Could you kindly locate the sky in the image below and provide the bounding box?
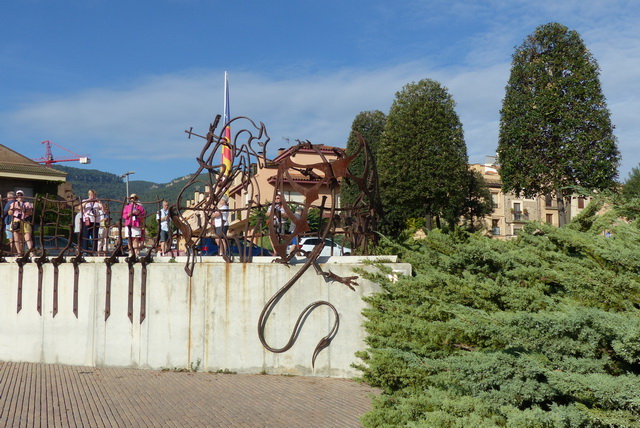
[1,0,639,184]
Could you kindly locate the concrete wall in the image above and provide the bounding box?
[0,256,410,378]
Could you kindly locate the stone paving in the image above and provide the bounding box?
[0,362,379,427]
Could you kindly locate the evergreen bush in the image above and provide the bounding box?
[356,205,640,427]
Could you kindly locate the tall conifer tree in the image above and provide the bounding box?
[378,79,469,234]
[498,22,619,225]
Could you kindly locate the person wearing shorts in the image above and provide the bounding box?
[3,191,16,254]
[122,193,145,257]
[212,195,229,256]
[7,190,33,256]
[97,202,110,256]
[156,200,171,256]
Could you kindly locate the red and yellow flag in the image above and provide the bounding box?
[222,72,232,176]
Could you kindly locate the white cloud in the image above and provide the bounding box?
[3,0,640,182]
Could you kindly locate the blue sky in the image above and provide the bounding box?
[1,0,639,184]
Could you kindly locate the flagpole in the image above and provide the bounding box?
[222,72,232,179]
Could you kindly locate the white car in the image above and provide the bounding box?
[297,237,350,257]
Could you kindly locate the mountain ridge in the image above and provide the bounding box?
[54,165,201,203]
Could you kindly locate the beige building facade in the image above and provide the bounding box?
[471,158,593,239]
[176,145,344,248]
[226,144,344,234]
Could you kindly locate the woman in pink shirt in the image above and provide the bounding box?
[122,193,145,256]
[7,190,33,256]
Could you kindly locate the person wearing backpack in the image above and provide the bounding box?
[3,191,16,254]
[7,190,33,256]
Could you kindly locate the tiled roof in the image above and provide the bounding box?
[0,163,67,178]
[273,144,345,162]
[267,173,343,184]
[0,144,67,180]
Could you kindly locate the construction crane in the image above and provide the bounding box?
[32,140,91,167]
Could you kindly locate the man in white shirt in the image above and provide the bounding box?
[156,200,171,256]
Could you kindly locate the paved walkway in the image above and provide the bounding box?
[0,362,379,427]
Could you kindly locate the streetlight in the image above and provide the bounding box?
[119,171,135,198]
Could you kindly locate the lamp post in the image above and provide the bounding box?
[119,171,135,198]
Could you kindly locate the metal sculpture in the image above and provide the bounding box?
[172,116,381,365]
[171,114,269,275]
[0,115,381,367]
[255,136,380,366]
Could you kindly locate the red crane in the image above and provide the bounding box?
[32,140,91,167]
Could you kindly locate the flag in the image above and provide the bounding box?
[222,72,232,177]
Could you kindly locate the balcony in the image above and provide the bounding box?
[512,211,529,222]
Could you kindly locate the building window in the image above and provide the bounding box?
[284,191,305,204]
[491,219,500,235]
[578,197,585,209]
[545,194,553,207]
[513,202,526,221]
[491,193,499,208]
[546,213,553,224]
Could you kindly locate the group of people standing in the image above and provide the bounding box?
[74,192,175,257]
[2,190,33,256]
[1,188,177,258]
[2,189,310,258]
[76,191,152,257]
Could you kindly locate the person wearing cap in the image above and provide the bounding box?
[122,193,146,256]
[81,189,103,252]
[212,194,229,256]
[7,190,33,256]
[3,191,17,254]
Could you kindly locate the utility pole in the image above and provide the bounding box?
[120,171,135,198]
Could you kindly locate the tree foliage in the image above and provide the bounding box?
[497,23,619,224]
[622,165,640,201]
[460,169,494,231]
[378,79,470,234]
[341,110,386,209]
[356,199,640,427]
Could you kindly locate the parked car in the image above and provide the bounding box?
[296,237,350,257]
[196,237,271,257]
[31,236,77,257]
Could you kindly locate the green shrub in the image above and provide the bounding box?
[356,206,640,427]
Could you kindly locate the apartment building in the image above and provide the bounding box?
[180,145,344,235]
[471,157,593,239]
[183,152,590,243]
[223,145,344,234]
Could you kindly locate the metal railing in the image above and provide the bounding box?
[513,211,529,221]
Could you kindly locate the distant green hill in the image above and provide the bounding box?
[54,165,205,204]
